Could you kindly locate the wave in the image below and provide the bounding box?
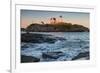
[21,32,89,62]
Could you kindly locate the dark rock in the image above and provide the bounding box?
[21,33,66,43]
[42,51,64,59]
[21,33,44,43]
[21,28,26,31]
[21,45,29,48]
[26,23,89,32]
[72,52,90,60]
[21,55,40,63]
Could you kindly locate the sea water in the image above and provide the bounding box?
[21,32,89,61]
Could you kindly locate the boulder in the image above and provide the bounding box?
[21,33,66,43]
[21,55,40,63]
[42,51,64,59]
[72,52,90,60]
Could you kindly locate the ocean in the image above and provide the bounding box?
[21,32,89,62]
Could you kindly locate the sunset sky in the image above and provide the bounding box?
[21,10,90,28]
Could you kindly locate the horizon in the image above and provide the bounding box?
[21,10,90,28]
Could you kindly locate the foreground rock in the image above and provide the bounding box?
[42,51,65,59]
[21,33,66,43]
[21,55,40,63]
[72,52,89,60]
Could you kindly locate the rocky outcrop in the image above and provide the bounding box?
[21,55,40,63]
[26,23,89,32]
[42,51,65,59]
[21,33,66,43]
[72,52,90,60]
[21,28,26,31]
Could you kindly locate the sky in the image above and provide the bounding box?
[21,9,90,28]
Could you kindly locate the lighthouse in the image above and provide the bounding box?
[50,17,57,24]
[49,16,64,24]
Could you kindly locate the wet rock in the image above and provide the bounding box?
[21,55,40,63]
[21,33,66,43]
[72,52,90,60]
[21,45,29,49]
[42,51,65,59]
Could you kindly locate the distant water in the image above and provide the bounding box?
[21,32,89,61]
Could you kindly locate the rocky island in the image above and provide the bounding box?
[21,22,89,32]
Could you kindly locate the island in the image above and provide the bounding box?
[21,22,89,32]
